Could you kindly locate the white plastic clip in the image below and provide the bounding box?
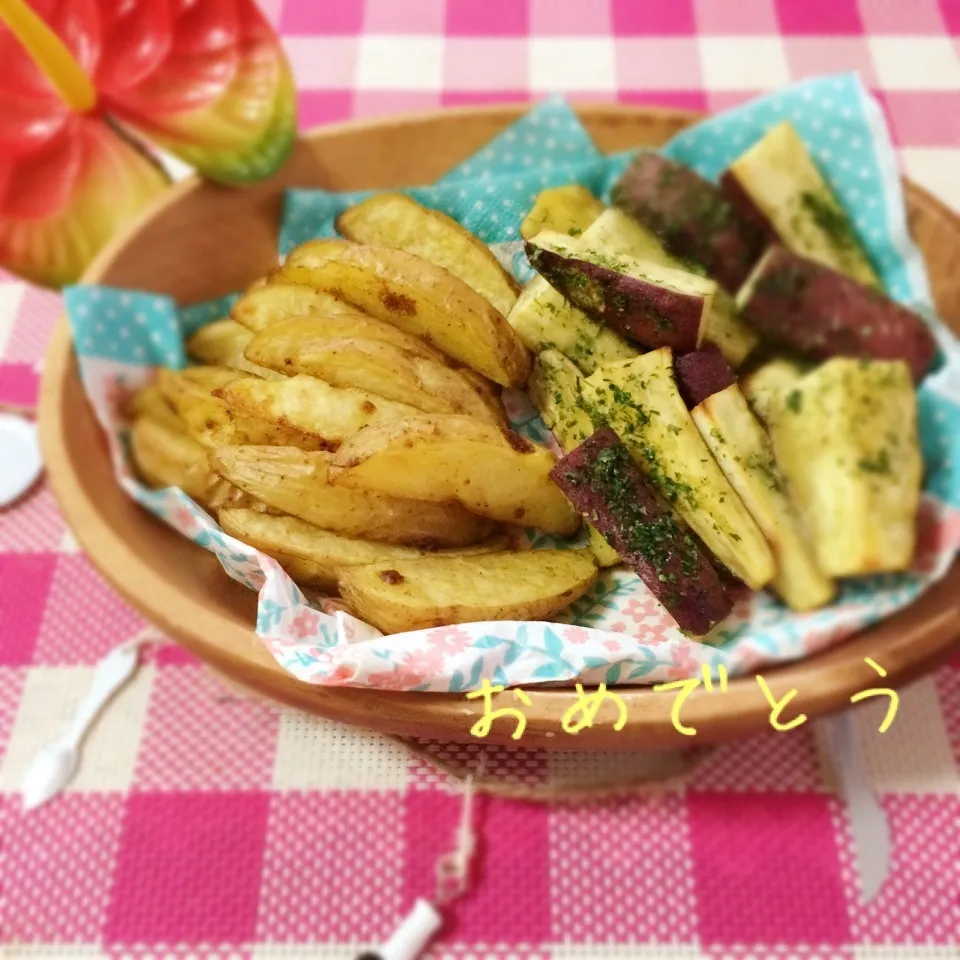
[355,769,481,960]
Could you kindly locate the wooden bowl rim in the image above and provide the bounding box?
[38,102,960,749]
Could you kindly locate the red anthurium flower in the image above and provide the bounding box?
[0,0,296,287]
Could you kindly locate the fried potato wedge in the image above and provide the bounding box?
[277,240,531,387]
[130,416,222,503]
[214,375,421,448]
[338,549,598,633]
[332,415,579,536]
[157,368,326,450]
[212,446,495,547]
[186,318,285,379]
[336,193,519,315]
[219,508,513,590]
[128,383,184,433]
[245,325,504,424]
[520,185,606,241]
[230,282,359,333]
[242,313,448,370]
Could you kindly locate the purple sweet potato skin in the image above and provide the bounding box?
[525,242,704,352]
[674,344,737,409]
[613,153,768,293]
[550,427,731,635]
[719,170,780,247]
[740,246,938,381]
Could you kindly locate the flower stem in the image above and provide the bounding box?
[0,0,96,112]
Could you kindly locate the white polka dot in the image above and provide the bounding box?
[819,147,832,161]
[810,118,823,131]
[802,90,814,102]
[119,293,130,306]
[119,328,130,339]
[522,156,533,166]
[76,305,89,317]
[94,322,105,334]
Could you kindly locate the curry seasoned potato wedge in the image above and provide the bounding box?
[520,185,606,241]
[156,368,326,450]
[219,508,513,590]
[528,350,619,567]
[130,416,263,511]
[338,549,598,634]
[186,318,285,379]
[331,415,580,536]
[214,375,421,448]
[336,193,519,316]
[128,383,185,433]
[230,282,359,333]
[770,358,922,577]
[242,314,448,370]
[583,349,776,589]
[212,446,496,548]
[276,240,531,387]
[245,325,504,424]
[130,416,222,503]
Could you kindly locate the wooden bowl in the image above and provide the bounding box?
[40,104,960,749]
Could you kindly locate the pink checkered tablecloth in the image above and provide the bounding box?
[2,2,960,957]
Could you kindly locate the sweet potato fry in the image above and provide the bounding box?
[673,344,737,409]
[736,246,937,380]
[551,428,731,634]
[526,230,716,352]
[613,152,768,292]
